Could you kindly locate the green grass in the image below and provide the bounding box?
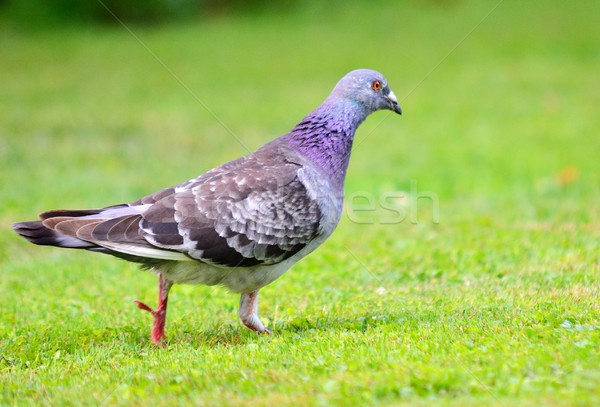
[1,0,599,405]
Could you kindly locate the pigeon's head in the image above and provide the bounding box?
[331,69,402,115]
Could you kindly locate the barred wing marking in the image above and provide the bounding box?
[141,155,322,267]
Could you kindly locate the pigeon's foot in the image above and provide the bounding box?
[134,299,168,346]
[239,290,271,335]
[135,274,173,347]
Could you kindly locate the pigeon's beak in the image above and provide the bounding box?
[386,91,402,115]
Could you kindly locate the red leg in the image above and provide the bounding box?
[134,274,173,347]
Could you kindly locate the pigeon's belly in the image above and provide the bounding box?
[161,233,329,293]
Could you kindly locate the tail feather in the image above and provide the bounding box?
[14,208,111,249]
[40,209,104,220]
[12,220,95,248]
[13,206,184,265]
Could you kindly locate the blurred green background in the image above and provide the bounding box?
[2,0,299,25]
[1,0,599,405]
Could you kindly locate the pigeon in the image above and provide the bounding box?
[13,69,402,345]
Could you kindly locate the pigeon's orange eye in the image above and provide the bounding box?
[372,80,382,91]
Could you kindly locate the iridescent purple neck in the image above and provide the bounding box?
[282,98,369,189]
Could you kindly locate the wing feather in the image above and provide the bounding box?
[140,147,323,267]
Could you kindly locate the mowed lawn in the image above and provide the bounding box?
[1,0,599,405]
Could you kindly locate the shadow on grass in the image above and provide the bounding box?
[169,310,427,348]
[4,308,442,357]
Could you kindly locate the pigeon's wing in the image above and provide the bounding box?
[28,150,323,267]
[138,153,323,267]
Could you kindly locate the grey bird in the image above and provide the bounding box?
[13,69,402,345]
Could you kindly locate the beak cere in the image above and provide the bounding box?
[387,91,402,115]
